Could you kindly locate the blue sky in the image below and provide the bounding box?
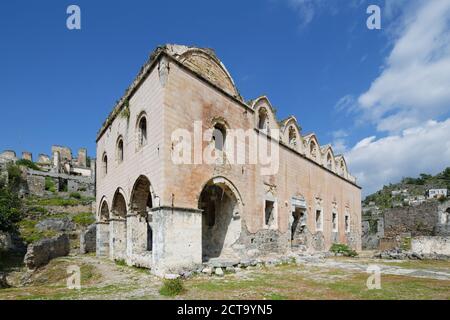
[1,0,450,195]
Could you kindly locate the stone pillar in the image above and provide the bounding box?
[151,206,202,276]
[52,151,60,173]
[110,218,127,261]
[125,213,152,268]
[96,222,110,257]
[77,148,87,167]
[22,152,32,161]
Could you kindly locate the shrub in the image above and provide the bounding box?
[330,243,358,257]
[159,278,185,297]
[16,159,41,171]
[6,164,22,190]
[44,177,56,193]
[69,192,82,199]
[72,212,95,226]
[35,197,80,207]
[18,219,56,244]
[0,186,23,232]
[115,259,127,266]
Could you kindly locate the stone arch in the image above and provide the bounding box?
[197,176,243,261]
[97,196,111,257]
[282,117,302,152]
[98,196,110,222]
[177,47,240,98]
[307,135,320,161]
[111,188,127,260]
[112,188,127,218]
[130,175,154,252]
[130,175,154,214]
[321,146,335,171]
[252,97,279,138]
[336,156,348,178]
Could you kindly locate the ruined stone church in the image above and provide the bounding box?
[96,44,361,275]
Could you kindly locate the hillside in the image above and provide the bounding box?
[363,167,450,209]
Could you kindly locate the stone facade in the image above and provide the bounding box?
[96,44,362,276]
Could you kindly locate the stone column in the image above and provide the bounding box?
[151,206,202,276]
[110,218,127,261]
[96,221,110,257]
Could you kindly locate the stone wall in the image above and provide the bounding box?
[384,201,439,238]
[361,215,384,249]
[411,236,450,256]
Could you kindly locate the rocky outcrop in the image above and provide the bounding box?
[0,231,12,251]
[36,218,75,233]
[0,272,9,288]
[24,234,70,269]
[80,224,96,254]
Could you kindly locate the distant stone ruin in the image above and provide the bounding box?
[0,145,95,197]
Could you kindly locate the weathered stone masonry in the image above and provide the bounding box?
[96,44,362,275]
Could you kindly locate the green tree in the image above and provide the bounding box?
[0,186,23,232]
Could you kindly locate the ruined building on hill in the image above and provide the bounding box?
[0,146,95,197]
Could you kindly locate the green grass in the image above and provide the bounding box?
[114,259,127,267]
[264,292,288,300]
[16,159,41,171]
[159,278,186,297]
[69,192,81,199]
[72,212,95,226]
[18,219,57,244]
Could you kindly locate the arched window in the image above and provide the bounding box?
[327,153,333,170]
[288,126,297,147]
[138,116,147,148]
[258,108,269,131]
[102,153,108,175]
[213,123,226,151]
[116,137,124,163]
[340,160,346,176]
[310,141,317,160]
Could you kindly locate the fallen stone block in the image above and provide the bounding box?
[80,224,96,254]
[24,234,70,269]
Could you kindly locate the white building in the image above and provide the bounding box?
[427,189,448,199]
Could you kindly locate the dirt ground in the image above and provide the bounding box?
[0,252,449,300]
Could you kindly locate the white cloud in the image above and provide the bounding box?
[346,119,450,196]
[331,130,349,154]
[287,0,321,27]
[357,0,450,133]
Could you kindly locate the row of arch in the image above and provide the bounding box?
[252,96,350,179]
[98,174,245,263]
[98,175,153,222]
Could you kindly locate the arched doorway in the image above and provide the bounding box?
[97,199,110,257]
[198,177,242,262]
[130,175,153,253]
[111,190,127,260]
